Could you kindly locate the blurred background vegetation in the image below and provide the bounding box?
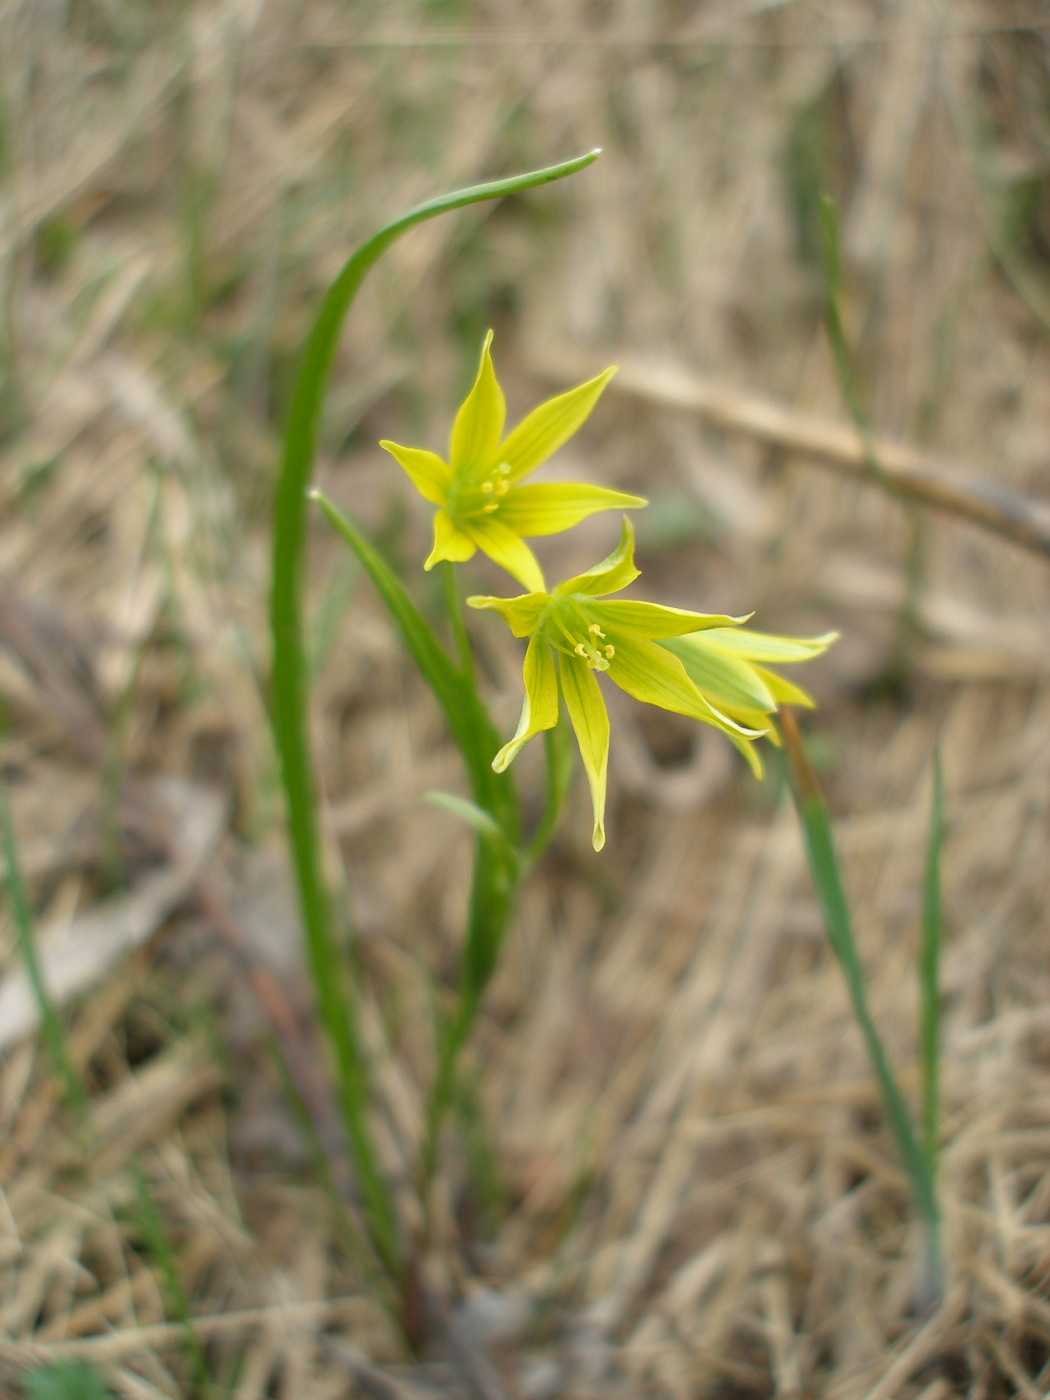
[2,3,1050,1397]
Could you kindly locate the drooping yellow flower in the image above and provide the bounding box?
[381,331,645,592]
[467,518,763,850]
[468,519,837,850]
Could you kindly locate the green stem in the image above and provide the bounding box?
[419,989,478,1202]
[524,721,573,866]
[442,560,475,679]
[269,152,600,1285]
[781,713,941,1284]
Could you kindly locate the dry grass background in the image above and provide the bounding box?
[2,1,1050,1396]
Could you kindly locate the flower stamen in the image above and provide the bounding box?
[573,638,610,671]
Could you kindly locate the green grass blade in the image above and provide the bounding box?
[818,195,871,438]
[0,784,87,1115]
[819,195,924,678]
[920,747,944,1178]
[133,1161,212,1399]
[781,713,938,1233]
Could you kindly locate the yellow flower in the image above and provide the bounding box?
[468,519,837,850]
[467,518,762,850]
[381,331,645,592]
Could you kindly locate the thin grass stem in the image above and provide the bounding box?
[0,784,88,1116]
[133,1159,213,1400]
[920,747,944,1178]
[781,711,941,1301]
[819,195,926,679]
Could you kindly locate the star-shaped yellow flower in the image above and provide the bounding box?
[380,331,645,592]
[467,518,765,850]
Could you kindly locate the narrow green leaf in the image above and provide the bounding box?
[1,785,87,1114]
[781,712,938,1236]
[920,747,944,1179]
[311,491,517,836]
[133,1161,212,1399]
[424,790,514,856]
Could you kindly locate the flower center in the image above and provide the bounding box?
[451,462,512,519]
[571,622,616,672]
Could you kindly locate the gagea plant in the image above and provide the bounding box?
[269,152,833,1330]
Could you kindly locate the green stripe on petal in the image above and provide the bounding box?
[659,633,778,712]
[498,366,617,483]
[379,440,451,505]
[449,330,506,476]
[697,627,838,663]
[555,516,640,598]
[465,515,546,592]
[597,600,749,640]
[498,482,647,537]
[607,634,766,738]
[425,508,476,570]
[466,591,549,638]
[492,635,559,772]
[557,653,610,851]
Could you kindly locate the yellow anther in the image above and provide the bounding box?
[483,502,499,513]
[588,623,606,638]
[574,638,610,671]
[604,645,615,659]
[497,462,512,475]
[481,481,495,494]
[494,478,509,495]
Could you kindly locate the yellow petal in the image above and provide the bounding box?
[557,653,610,851]
[498,483,647,537]
[465,591,549,638]
[597,599,749,640]
[659,634,779,712]
[498,366,617,483]
[554,516,640,598]
[464,515,546,593]
[608,635,765,738]
[697,627,838,663]
[424,508,476,570]
[379,440,450,506]
[492,635,560,772]
[754,665,817,708]
[448,330,506,477]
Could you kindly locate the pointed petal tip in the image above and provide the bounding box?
[592,825,606,852]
